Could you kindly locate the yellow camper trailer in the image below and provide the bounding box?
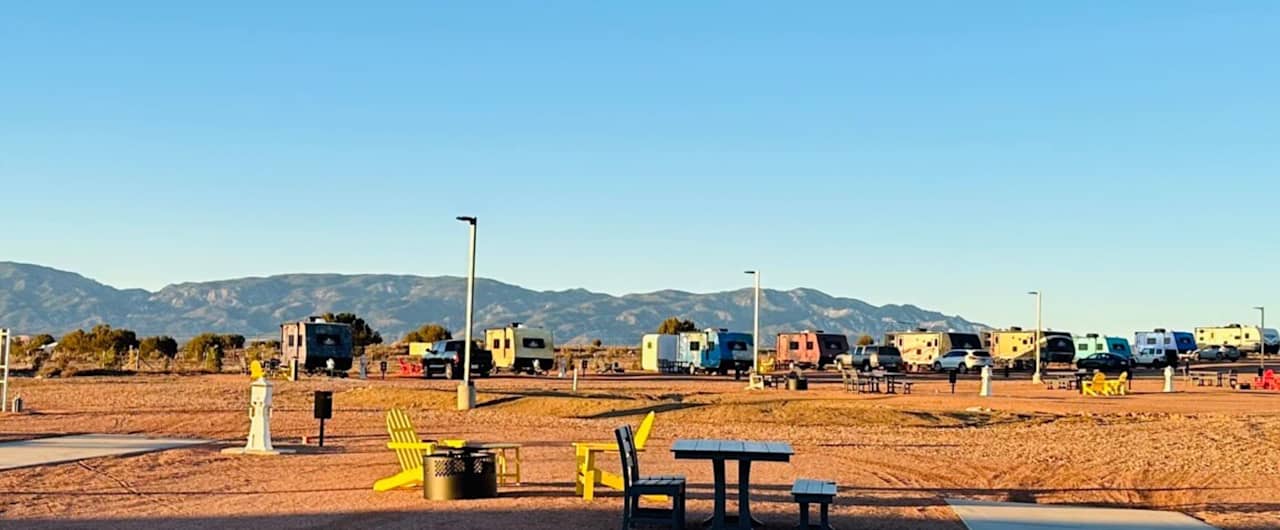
[1196,324,1264,353]
[886,330,984,370]
[485,323,555,374]
[986,328,1037,365]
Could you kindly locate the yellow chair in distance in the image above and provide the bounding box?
[573,411,656,501]
[1105,372,1130,396]
[1081,372,1107,397]
[373,408,438,492]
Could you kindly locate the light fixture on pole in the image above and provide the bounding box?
[456,216,478,411]
[1028,291,1042,384]
[1255,306,1266,374]
[745,270,760,384]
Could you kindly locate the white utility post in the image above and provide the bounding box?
[1028,291,1042,384]
[457,216,478,411]
[1256,306,1266,373]
[745,270,761,375]
[1,329,9,412]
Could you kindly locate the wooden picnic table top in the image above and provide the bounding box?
[671,439,794,462]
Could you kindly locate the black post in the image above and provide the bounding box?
[1003,365,1010,379]
[948,370,957,394]
[314,390,333,447]
[379,360,387,379]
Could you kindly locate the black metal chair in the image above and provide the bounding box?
[615,425,686,529]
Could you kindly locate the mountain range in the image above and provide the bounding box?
[0,262,987,346]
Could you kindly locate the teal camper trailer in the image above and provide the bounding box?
[677,329,754,375]
[1073,334,1132,362]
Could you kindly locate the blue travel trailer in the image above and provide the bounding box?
[677,329,754,374]
[1073,334,1132,362]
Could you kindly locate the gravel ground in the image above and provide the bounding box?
[0,368,1278,529]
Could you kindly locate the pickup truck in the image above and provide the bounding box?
[420,339,494,379]
[836,345,904,371]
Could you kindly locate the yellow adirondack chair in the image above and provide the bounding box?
[373,408,438,492]
[573,411,656,501]
[1105,372,1129,396]
[1081,372,1107,397]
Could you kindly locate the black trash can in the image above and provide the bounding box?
[423,450,498,501]
[786,374,808,391]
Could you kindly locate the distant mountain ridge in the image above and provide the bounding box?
[0,262,988,346]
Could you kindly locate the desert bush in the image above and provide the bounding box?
[403,323,451,343]
[657,317,697,334]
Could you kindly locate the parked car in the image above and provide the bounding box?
[1076,352,1133,372]
[1134,347,1176,368]
[836,345,903,371]
[932,349,992,373]
[421,339,494,379]
[1196,345,1241,362]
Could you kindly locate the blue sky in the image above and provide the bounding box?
[2,1,1276,337]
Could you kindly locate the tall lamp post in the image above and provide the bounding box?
[745,270,760,377]
[1255,306,1266,374]
[457,216,478,411]
[1028,291,1042,384]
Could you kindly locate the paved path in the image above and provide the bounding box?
[947,499,1216,530]
[0,434,209,471]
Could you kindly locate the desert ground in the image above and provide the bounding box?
[1,366,1279,529]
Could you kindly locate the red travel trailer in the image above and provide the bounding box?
[775,331,849,370]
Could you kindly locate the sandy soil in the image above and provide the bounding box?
[1,366,1278,529]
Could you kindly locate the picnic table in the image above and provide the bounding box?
[671,439,794,530]
[1189,370,1227,387]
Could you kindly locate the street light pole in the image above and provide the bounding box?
[745,270,760,375]
[1028,291,1042,384]
[457,216,478,411]
[1255,306,1266,373]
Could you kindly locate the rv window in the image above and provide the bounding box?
[824,341,842,350]
[492,339,501,348]
[728,341,749,351]
[789,341,800,350]
[806,342,814,349]
[287,335,294,347]
[1013,346,1018,353]
[1078,344,1088,351]
[1146,338,1157,345]
[646,342,653,349]
[522,338,547,349]
[505,339,511,348]
[690,341,701,351]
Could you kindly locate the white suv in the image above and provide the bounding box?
[933,349,992,373]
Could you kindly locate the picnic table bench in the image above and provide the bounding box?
[792,478,837,530]
[1189,371,1226,387]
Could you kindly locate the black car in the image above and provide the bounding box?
[1076,352,1133,373]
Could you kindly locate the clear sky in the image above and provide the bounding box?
[2,1,1276,337]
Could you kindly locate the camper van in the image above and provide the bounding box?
[641,334,679,372]
[280,317,354,374]
[485,323,555,374]
[1132,329,1194,367]
[1073,334,1132,362]
[886,330,984,370]
[677,329,754,375]
[1196,324,1270,354]
[774,331,848,370]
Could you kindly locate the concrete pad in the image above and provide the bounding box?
[0,434,209,471]
[947,499,1216,530]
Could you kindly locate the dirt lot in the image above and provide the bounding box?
[1,367,1279,529]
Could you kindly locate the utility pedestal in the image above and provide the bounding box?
[457,381,476,410]
[1163,365,1175,393]
[222,376,294,455]
[979,366,993,397]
